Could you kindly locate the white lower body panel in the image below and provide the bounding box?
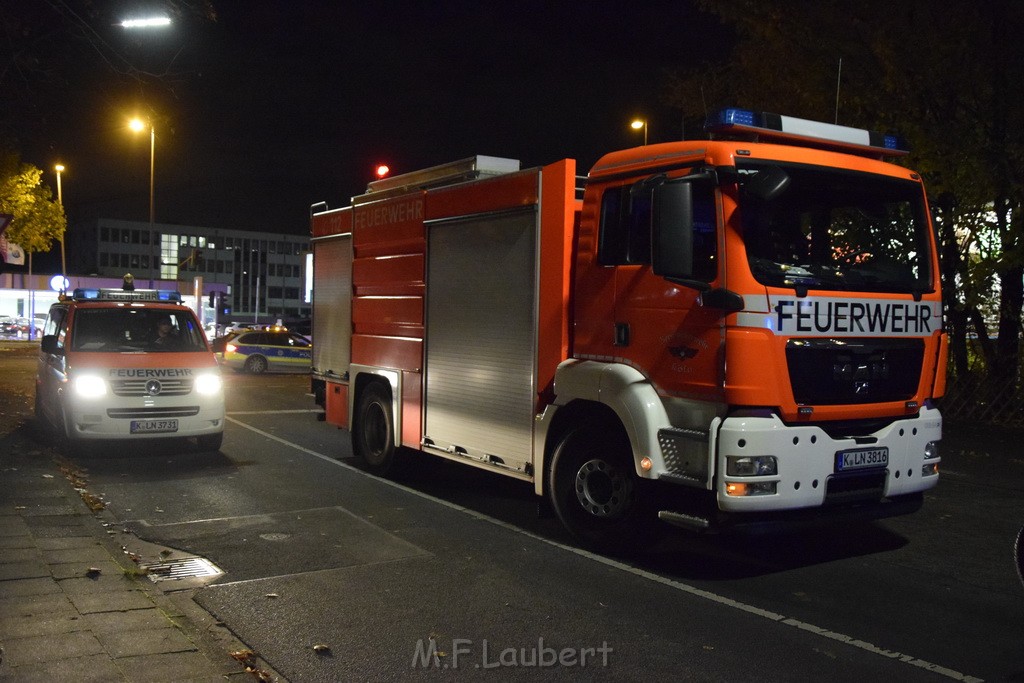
[714,405,941,512]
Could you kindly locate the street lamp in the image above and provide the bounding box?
[129,117,156,286]
[54,164,66,283]
[631,119,648,146]
[120,17,171,28]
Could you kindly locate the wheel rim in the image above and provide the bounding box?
[573,458,632,519]
[248,356,266,373]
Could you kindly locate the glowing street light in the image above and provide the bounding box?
[129,117,156,286]
[54,164,66,282]
[631,119,648,146]
[120,17,171,28]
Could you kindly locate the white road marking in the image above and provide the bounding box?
[225,415,985,682]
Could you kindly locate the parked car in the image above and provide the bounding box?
[222,330,312,374]
[1,317,31,336]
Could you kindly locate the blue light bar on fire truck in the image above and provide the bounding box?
[706,108,908,157]
[72,288,182,303]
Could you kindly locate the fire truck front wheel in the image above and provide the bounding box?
[548,423,660,554]
[352,382,397,476]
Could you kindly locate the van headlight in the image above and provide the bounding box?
[73,375,107,398]
[194,373,223,395]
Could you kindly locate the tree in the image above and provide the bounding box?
[667,0,1024,385]
[0,152,66,266]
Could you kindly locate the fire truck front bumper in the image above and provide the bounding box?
[710,404,941,515]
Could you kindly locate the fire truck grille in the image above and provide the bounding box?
[785,338,923,405]
[107,406,201,419]
[111,379,193,397]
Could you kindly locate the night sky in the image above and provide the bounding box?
[17,1,727,239]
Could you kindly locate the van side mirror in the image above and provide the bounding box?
[41,335,62,355]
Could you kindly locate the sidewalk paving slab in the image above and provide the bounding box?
[0,416,282,682]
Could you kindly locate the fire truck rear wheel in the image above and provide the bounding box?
[548,423,659,554]
[353,382,396,476]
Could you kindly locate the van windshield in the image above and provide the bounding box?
[737,160,933,294]
[71,308,208,352]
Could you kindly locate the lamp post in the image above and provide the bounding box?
[129,118,156,286]
[54,164,66,284]
[631,119,648,146]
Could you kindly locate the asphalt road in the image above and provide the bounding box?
[2,343,1023,681]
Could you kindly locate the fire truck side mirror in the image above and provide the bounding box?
[651,181,695,281]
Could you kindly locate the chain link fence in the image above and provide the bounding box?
[941,349,1024,426]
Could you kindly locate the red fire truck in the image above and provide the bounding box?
[310,109,946,551]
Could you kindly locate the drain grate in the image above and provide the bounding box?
[141,557,223,582]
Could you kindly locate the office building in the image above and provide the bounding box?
[67,218,311,322]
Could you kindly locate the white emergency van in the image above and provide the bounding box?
[35,283,226,452]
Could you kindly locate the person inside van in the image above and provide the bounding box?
[151,315,182,349]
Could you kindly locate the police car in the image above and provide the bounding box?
[222,329,312,374]
[35,282,226,452]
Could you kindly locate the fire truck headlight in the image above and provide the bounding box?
[194,373,223,396]
[726,455,778,476]
[73,375,107,398]
[922,441,940,476]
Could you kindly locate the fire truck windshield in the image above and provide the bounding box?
[737,160,932,294]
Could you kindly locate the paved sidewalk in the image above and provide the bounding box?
[0,420,272,682]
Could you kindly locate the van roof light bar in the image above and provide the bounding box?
[72,288,182,303]
[706,108,908,157]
